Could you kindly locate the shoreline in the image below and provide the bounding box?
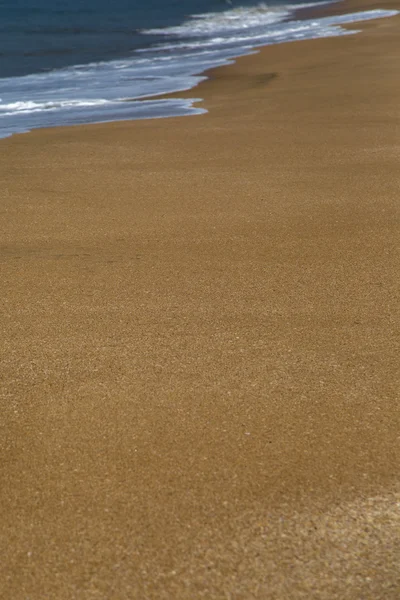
[1,0,400,597]
[1,0,399,140]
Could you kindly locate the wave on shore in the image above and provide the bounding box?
[0,4,398,138]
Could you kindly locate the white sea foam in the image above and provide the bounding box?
[0,4,398,137]
[142,8,398,51]
[0,98,113,116]
[142,3,293,36]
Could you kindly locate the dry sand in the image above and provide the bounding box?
[1,1,399,598]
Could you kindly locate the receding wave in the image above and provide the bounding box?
[0,5,398,137]
[0,98,113,116]
[141,2,295,36]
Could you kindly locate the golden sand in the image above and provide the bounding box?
[1,1,399,597]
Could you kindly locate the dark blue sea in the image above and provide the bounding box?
[0,0,397,137]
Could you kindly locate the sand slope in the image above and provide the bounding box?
[1,3,399,598]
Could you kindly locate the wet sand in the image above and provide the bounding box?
[1,1,399,598]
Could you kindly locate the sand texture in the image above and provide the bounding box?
[1,1,399,598]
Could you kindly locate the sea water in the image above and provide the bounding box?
[0,0,397,138]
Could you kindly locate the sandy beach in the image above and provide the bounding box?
[1,0,399,597]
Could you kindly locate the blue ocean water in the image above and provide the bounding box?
[0,0,398,137]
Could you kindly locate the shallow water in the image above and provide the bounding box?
[0,0,398,137]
